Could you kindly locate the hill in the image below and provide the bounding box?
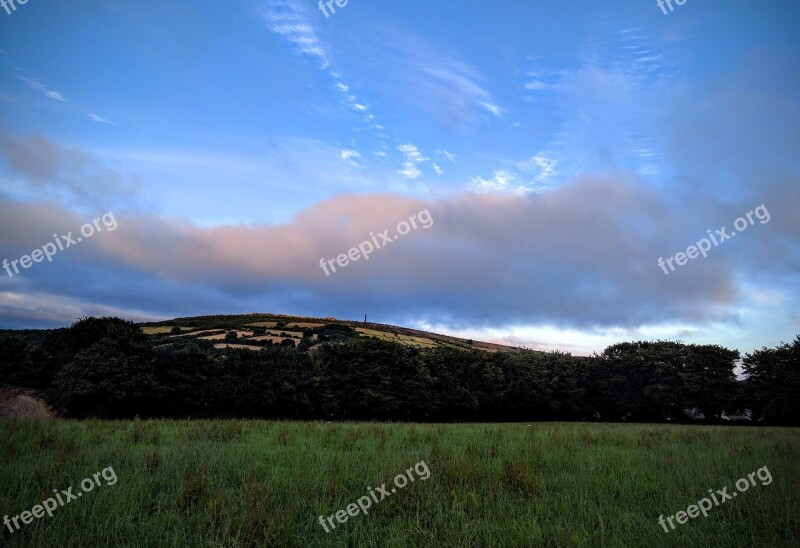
[137,313,526,353]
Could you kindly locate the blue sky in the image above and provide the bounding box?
[1,0,798,355]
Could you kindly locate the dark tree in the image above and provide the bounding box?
[743,336,800,424]
[680,345,740,420]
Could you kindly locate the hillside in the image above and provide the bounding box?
[138,313,526,353]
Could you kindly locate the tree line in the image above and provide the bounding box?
[0,317,797,424]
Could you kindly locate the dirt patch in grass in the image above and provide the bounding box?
[0,386,56,420]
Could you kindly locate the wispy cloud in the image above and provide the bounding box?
[438,150,456,163]
[518,152,558,185]
[87,113,116,125]
[17,75,66,102]
[264,1,385,134]
[263,2,330,69]
[1,52,120,128]
[340,25,503,124]
[415,59,503,118]
[521,26,675,180]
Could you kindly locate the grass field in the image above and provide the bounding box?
[355,328,441,348]
[0,422,797,547]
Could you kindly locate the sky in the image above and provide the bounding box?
[0,0,798,355]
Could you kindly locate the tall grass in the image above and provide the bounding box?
[0,421,797,546]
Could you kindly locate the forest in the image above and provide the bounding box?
[0,317,797,424]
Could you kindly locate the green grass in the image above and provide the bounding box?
[0,422,797,547]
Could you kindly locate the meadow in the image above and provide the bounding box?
[0,421,797,547]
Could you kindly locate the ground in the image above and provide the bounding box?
[0,386,53,421]
[0,421,796,546]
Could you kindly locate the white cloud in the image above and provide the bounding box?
[87,113,116,125]
[398,144,427,163]
[473,170,517,192]
[349,27,503,124]
[472,152,557,195]
[264,6,330,69]
[752,290,784,306]
[524,80,552,91]
[341,149,361,166]
[398,163,422,179]
[479,101,503,117]
[519,151,558,184]
[437,149,456,163]
[264,1,383,135]
[397,144,429,180]
[17,75,66,102]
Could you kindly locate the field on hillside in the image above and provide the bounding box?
[138,313,524,353]
[1,422,797,547]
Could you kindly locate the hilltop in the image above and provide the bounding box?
[138,313,525,353]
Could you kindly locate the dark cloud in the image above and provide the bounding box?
[0,131,141,206]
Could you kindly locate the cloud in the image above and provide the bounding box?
[264,1,385,134]
[340,149,361,166]
[398,163,421,180]
[87,113,116,125]
[263,3,330,69]
[524,80,552,91]
[478,101,503,117]
[2,52,121,127]
[3,171,796,331]
[518,152,558,185]
[473,152,559,194]
[473,170,517,192]
[339,25,503,124]
[0,290,162,328]
[16,75,66,102]
[520,27,675,180]
[416,62,503,119]
[397,144,429,180]
[0,131,140,204]
[438,150,456,163]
